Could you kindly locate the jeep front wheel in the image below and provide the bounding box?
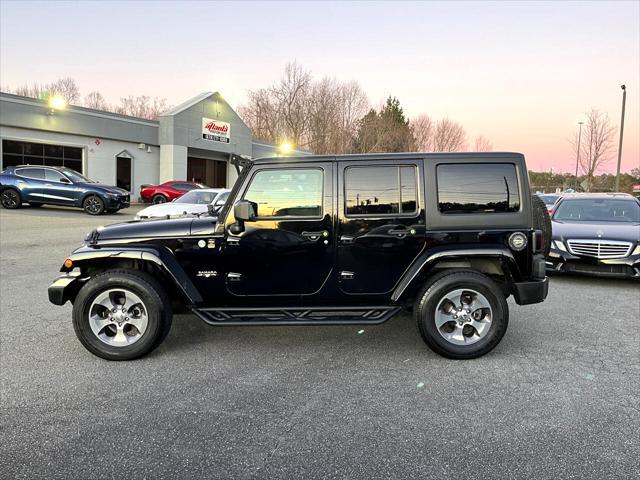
[72,270,172,360]
[415,270,508,359]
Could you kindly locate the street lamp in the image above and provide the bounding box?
[614,85,626,192]
[574,121,583,189]
[48,95,66,115]
[279,141,293,155]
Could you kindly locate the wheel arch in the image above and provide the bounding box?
[57,245,202,305]
[392,248,521,303]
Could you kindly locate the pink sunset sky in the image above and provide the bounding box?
[1,0,638,173]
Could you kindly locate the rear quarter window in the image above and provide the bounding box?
[437,163,520,214]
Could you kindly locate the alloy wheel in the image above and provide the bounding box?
[85,196,102,214]
[1,190,19,208]
[88,289,149,347]
[434,288,492,346]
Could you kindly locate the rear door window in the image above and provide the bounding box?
[16,167,45,180]
[344,165,418,216]
[437,163,520,214]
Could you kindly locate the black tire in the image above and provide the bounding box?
[531,194,552,256]
[1,188,22,209]
[152,194,168,204]
[28,202,43,207]
[72,270,173,361]
[83,195,105,215]
[414,270,509,359]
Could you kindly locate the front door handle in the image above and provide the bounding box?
[301,231,328,241]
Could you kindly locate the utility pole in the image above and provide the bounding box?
[574,121,583,189]
[614,85,626,192]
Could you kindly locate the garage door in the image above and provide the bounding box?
[2,140,83,173]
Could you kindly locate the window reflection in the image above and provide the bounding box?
[437,163,520,214]
[244,169,323,218]
[345,165,417,216]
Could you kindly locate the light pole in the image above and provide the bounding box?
[614,85,626,192]
[574,121,583,189]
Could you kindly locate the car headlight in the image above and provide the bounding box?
[633,244,640,255]
[553,240,567,252]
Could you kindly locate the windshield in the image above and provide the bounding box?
[60,167,93,183]
[175,190,220,204]
[539,194,559,205]
[554,198,640,223]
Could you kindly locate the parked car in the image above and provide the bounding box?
[0,165,130,215]
[49,152,549,361]
[547,193,640,278]
[537,193,561,214]
[139,181,205,204]
[135,188,230,219]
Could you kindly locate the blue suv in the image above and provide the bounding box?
[0,165,130,215]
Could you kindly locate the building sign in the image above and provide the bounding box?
[202,118,230,143]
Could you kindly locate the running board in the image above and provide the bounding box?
[191,305,402,326]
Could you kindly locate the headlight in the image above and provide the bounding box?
[508,232,528,251]
[553,240,567,252]
[633,244,640,255]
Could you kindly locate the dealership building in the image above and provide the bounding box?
[0,91,308,194]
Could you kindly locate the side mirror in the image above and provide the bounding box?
[230,200,257,234]
[60,177,71,184]
[234,200,257,222]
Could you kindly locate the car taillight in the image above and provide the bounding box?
[548,208,553,214]
[532,230,544,253]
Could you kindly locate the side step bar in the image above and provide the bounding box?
[191,305,402,326]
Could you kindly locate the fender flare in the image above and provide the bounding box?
[60,244,203,304]
[391,247,520,302]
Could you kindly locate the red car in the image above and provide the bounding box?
[139,181,205,204]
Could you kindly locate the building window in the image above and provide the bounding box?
[243,168,323,218]
[345,165,418,216]
[2,139,83,173]
[437,163,520,214]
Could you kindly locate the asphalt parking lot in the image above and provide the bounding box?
[1,205,639,479]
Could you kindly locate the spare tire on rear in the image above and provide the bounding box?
[531,194,552,256]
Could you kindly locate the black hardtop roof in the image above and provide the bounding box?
[252,151,525,165]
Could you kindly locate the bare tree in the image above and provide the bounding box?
[433,118,467,152]
[115,95,169,120]
[84,91,107,110]
[411,114,434,151]
[273,61,312,146]
[574,109,616,190]
[474,136,493,152]
[49,77,80,103]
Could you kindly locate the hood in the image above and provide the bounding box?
[136,202,209,219]
[89,216,219,243]
[77,183,129,196]
[552,220,640,243]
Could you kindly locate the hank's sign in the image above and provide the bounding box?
[202,118,230,143]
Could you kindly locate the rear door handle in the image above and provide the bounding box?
[388,228,410,237]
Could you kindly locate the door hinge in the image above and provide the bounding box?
[227,272,242,282]
[340,271,355,280]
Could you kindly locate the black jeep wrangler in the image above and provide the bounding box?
[49,153,550,361]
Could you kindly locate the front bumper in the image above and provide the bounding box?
[48,273,87,305]
[104,194,130,210]
[546,247,640,278]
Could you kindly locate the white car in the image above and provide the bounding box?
[135,188,230,219]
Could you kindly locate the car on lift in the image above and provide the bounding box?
[135,188,230,220]
[49,152,550,361]
[547,193,640,278]
[0,165,130,215]
[139,181,206,204]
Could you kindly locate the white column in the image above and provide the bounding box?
[159,144,187,182]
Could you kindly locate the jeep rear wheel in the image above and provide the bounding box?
[415,270,508,359]
[72,270,172,360]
